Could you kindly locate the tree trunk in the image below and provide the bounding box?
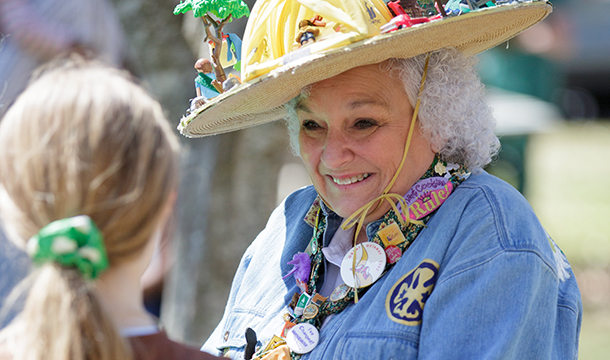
[202,15,228,85]
[163,121,287,346]
[113,0,288,348]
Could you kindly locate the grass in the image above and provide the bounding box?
[526,121,610,360]
[527,121,610,268]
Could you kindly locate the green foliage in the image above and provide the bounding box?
[173,0,250,21]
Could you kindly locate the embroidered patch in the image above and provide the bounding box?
[385,259,439,325]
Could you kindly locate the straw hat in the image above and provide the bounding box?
[179,0,552,138]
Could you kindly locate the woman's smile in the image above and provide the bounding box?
[329,173,371,186]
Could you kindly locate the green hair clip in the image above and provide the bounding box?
[26,215,109,280]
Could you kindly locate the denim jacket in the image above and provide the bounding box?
[202,172,582,359]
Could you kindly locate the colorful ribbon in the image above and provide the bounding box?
[341,54,431,302]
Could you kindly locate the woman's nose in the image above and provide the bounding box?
[320,129,354,170]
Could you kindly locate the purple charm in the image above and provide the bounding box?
[282,252,311,283]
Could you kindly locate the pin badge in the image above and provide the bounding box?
[302,304,319,319]
[281,321,296,338]
[311,239,318,254]
[340,242,386,288]
[296,279,308,294]
[378,222,406,247]
[385,245,402,264]
[262,335,287,353]
[286,323,319,354]
[294,293,311,317]
[311,293,327,306]
[289,292,300,309]
[401,177,454,220]
[283,312,294,322]
[329,284,350,302]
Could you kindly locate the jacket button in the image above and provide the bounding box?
[223,331,230,342]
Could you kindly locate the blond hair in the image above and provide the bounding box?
[0,57,180,360]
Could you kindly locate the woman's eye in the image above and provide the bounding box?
[301,120,321,130]
[354,119,377,129]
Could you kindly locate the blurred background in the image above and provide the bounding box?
[0,0,608,358]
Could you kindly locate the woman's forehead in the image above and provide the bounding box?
[298,63,409,111]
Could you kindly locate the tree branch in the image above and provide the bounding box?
[218,13,232,33]
[203,14,221,44]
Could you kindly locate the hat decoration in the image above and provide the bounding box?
[174,0,553,137]
[26,215,109,280]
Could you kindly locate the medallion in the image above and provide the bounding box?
[340,242,386,288]
[302,304,319,319]
[329,283,350,302]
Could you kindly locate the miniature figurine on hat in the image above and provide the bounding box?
[174,0,250,97]
[295,15,327,47]
[190,58,220,111]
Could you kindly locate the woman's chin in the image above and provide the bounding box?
[327,200,375,220]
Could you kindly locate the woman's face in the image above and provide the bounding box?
[297,63,435,222]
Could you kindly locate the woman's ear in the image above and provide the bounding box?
[430,141,442,154]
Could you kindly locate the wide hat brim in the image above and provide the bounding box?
[180,1,552,138]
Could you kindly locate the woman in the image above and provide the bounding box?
[0,58,221,360]
[179,0,581,359]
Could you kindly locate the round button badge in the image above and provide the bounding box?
[286,323,319,354]
[340,242,386,288]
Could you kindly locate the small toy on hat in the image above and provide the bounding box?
[173,0,250,98]
[189,58,219,112]
[295,15,327,47]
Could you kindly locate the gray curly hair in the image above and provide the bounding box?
[283,47,500,172]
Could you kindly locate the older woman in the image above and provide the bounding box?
[179,0,581,359]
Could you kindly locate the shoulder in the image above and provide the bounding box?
[452,171,547,250]
[261,185,317,239]
[129,332,221,360]
[283,185,318,212]
[432,171,566,281]
[248,185,317,253]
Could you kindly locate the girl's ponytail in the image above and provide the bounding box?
[14,265,131,360]
[9,215,131,360]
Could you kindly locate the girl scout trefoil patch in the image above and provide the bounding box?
[386,259,439,325]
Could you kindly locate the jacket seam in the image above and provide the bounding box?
[557,303,579,316]
[437,248,555,287]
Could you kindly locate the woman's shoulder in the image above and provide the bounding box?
[436,171,569,281]
[452,171,544,241]
[283,185,318,209]
[456,171,530,207]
